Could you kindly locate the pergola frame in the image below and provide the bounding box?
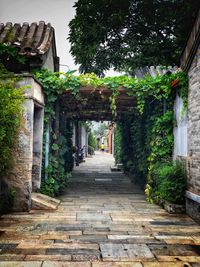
[60,86,136,121]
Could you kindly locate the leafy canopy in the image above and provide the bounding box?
[69,0,199,76]
[34,68,187,116]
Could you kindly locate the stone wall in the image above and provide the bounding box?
[2,76,44,212]
[32,106,44,190]
[186,42,200,222]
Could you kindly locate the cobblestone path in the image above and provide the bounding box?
[0,152,200,266]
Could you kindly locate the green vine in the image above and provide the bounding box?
[0,44,26,65]
[34,69,74,196]
[0,64,24,175]
[34,69,187,117]
[34,68,188,200]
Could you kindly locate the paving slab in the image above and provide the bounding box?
[0,152,200,264]
[25,255,71,261]
[42,262,91,267]
[0,262,42,267]
[77,213,111,222]
[0,255,25,261]
[142,263,191,267]
[100,243,155,261]
[107,235,153,240]
[92,262,143,267]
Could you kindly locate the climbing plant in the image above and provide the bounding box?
[0,44,26,65]
[88,132,97,151]
[0,63,24,175]
[34,68,187,200]
[35,69,187,116]
[114,72,188,203]
[34,69,74,196]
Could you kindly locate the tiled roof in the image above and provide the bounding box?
[0,21,54,56]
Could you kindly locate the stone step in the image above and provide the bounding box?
[31,192,60,210]
[110,166,122,172]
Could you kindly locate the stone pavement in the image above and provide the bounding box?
[0,152,200,266]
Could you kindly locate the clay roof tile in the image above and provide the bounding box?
[0,21,54,56]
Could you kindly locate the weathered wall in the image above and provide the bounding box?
[2,76,44,212]
[173,95,188,159]
[72,123,76,146]
[43,45,55,71]
[32,106,44,190]
[81,125,88,157]
[186,43,200,222]
[3,98,34,211]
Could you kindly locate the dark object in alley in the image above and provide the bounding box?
[78,146,85,163]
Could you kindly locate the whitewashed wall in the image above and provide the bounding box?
[72,123,76,146]
[81,126,88,157]
[173,94,188,158]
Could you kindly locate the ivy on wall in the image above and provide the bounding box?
[0,64,24,175]
[114,72,188,204]
[0,63,25,213]
[34,69,74,196]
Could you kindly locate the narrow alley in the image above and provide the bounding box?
[0,152,200,266]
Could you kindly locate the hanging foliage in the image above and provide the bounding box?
[34,69,74,196]
[34,68,188,200]
[114,72,188,204]
[34,68,187,116]
[0,64,24,175]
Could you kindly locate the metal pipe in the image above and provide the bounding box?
[45,120,50,180]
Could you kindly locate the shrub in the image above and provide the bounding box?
[88,132,97,150]
[151,161,187,204]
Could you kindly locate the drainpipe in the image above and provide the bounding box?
[45,120,50,180]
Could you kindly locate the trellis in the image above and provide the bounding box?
[60,86,136,121]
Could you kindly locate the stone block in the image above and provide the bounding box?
[92,262,142,267]
[100,243,155,261]
[0,262,42,267]
[186,198,200,224]
[42,262,91,267]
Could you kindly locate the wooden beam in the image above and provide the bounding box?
[60,85,136,120]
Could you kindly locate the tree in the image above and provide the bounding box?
[88,132,97,150]
[93,122,108,137]
[69,0,199,76]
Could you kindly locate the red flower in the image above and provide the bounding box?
[171,79,179,88]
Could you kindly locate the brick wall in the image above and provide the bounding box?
[187,44,200,194]
[186,43,200,222]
